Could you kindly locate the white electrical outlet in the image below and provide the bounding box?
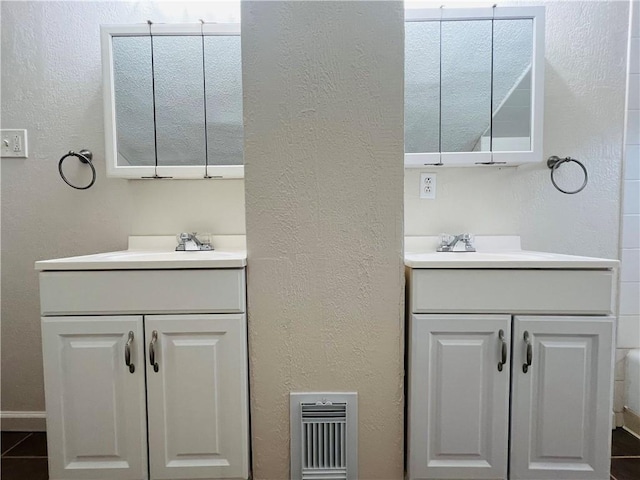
[419,172,436,199]
[1,129,28,158]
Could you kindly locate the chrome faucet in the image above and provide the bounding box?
[175,232,213,251]
[437,233,476,252]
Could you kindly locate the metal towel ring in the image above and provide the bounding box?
[547,156,588,195]
[58,149,96,190]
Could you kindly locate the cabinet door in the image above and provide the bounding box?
[408,314,511,480]
[510,316,614,480]
[145,314,249,480]
[42,316,147,480]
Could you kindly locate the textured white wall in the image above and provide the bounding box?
[0,1,245,416]
[405,0,628,262]
[242,1,405,478]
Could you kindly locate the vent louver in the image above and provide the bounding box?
[291,393,357,480]
[301,403,347,479]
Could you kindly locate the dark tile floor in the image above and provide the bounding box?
[611,428,640,480]
[1,428,639,479]
[1,431,48,480]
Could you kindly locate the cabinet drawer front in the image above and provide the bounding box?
[40,269,245,315]
[411,269,613,314]
[42,316,148,480]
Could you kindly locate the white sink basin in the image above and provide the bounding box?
[408,251,555,261]
[99,250,242,261]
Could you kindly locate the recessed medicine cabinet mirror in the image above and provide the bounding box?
[404,6,545,167]
[101,23,243,179]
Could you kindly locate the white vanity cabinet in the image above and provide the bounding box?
[406,254,616,480]
[37,247,249,480]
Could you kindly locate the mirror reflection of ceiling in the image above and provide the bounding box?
[153,35,207,167]
[113,36,155,166]
[440,19,493,153]
[405,18,533,153]
[112,34,243,167]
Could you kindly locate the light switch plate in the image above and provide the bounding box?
[1,129,28,158]
[420,172,436,199]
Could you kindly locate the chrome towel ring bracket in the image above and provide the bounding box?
[547,155,588,195]
[58,149,96,190]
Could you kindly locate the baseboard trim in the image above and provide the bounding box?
[0,411,46,431]
[614,411,624,428]
[623,407,640,438]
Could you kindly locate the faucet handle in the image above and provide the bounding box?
[437,233,454,252]
[439,233,454,246]
[461,233,476,252]
[196,233,212,249]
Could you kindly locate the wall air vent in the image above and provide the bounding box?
[290,392,358,480]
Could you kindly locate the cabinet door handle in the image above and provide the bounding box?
[497,329,507,372]
[523,331,533,373]
[125,331,135,374]
[149,330,159,373]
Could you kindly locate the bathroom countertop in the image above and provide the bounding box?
[35,235,247,270]
[404,236,618,269]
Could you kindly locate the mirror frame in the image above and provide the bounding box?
[404,6,545,168]
[101,23,243,179]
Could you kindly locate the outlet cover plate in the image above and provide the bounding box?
[1,129,28,158]
[420,172,436,199]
